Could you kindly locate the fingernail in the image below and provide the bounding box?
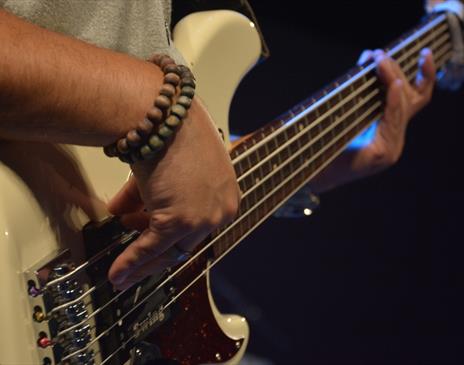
[420,48,431,57]
[419,49,430,65]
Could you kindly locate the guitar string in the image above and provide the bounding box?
[237,35,451,202]
[44,23,451,324]
[228,14,448,167]
[234,25,450,191]
[50,17,450,348]
[59,38,452,363]
[41,14,448,296]
[91,19,454,364]
[93,41,453,365]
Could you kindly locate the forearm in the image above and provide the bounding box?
[0,9,163,146]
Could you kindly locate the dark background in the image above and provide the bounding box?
[189,1,464,364]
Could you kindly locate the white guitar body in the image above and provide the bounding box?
[0,10,261,365]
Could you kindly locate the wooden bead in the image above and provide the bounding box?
[103,144,118,157]
[148,54,163,65]
[146,107,163,123]
[180,86,195,98]
[177,95,192,109]
[160,56,175,69]
[163,64,180,75]
[140,144,156,160]
[159,84,176,98]
[148,134,165,152]
[177,65,190,75]
[181,77,195,89]
[158,124,174,139]
[105,56,197,164]
[116,138,130,154]
[137,118,154,137]
[171,104,187,119]
[164,73,180,87]
[126,130,142,147]
[154,95,171,110]
[165,114,181,128]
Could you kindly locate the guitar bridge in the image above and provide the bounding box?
[23,217,172,365]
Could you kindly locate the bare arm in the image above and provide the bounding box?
[0,9,162,146]
[0,9,241,290]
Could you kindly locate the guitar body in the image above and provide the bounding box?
[0,10,261,365]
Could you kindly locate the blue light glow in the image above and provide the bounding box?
[347,121,378,150]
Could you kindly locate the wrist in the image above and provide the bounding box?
[104,55,196,163]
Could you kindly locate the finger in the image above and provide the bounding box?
[113,254,178,291]
[415,48,436,94]
[108,176,143,215]
[376,53,400,87]
[112,245,191,291]
[383,78,404,126]
[111,225,209,290]
[377,78,407,144]
[357,49,374,65]
[108,225,188,286]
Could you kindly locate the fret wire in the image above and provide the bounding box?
[86,18,454,362]
[234,41,452,250]
[235,75,378,186]
[158,101,378,310]
[235,21,451,199]
[237,23,443,182]
[235,36,450,214]
[239,88,379,218]
[397,29,450,71]
[86,23,449,361]
[243,33,450,205]
[107,26,456,365]
[228,14,448,171]
[99,106,387,365]
[240,87,381,201]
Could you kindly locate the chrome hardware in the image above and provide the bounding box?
[24,217,163,365]
[24,249,98,365]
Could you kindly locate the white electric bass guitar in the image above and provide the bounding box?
[0,9,457,365]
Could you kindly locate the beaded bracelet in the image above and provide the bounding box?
[103,54,196,164]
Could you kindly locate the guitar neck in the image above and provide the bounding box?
[209,13,452,261]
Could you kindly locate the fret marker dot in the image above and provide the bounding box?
[304,208,313,216]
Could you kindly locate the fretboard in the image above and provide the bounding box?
[210,13,452,261]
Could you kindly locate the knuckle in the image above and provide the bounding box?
[223,197,240,223]
[219,189,241,226]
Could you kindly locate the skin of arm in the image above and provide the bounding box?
[0,7,435,290]
[0,8,241,290]
[0,9,165,146]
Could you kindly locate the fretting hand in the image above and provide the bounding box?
[310,48,436,192]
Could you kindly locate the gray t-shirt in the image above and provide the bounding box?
[0,0,185,61]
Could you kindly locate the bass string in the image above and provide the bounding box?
[63,41,452,364]
[55,15,451,362]
[94,27,453,365]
